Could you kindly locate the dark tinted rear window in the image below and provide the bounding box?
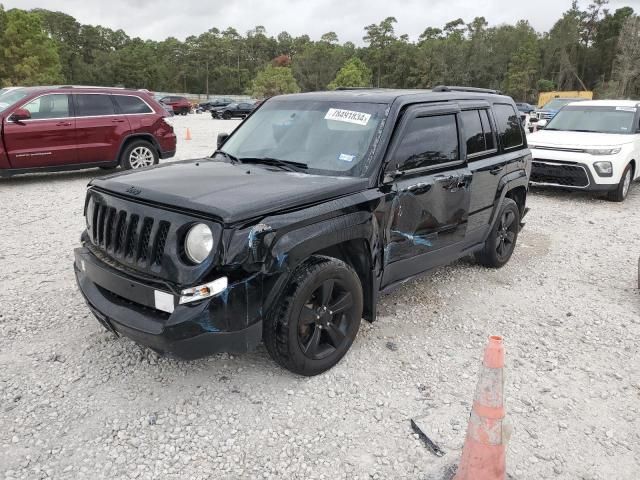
[480,110,496,150]
[75,94,116,117]
[461,110,485,155]
[114,95,153,114]
[493,104,523,149]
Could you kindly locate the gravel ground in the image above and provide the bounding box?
[1,113,639,480]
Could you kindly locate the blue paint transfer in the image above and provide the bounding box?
[391,230,433,247]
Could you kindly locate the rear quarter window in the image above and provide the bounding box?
[114,95,153,114]
[493,103,523,150]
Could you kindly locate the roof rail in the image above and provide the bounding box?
[335,87,376,91]
[432,85,501,95]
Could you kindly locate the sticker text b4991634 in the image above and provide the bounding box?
[325,108,371,126]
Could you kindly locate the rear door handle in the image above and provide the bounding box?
[490,165,505,175]
[112,119,126,123]
[56,121,72,127]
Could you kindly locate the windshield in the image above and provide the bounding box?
[219,99,387,177]
[0,88,28,113]
[545,105,637,134]
[542,99,576,110]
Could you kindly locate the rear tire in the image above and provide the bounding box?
[475,198,520,268]
[222,111,232,120]
[607,164,633,202]
[120,140,159,170]
[264,256,363,376]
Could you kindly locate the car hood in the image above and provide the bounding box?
[91,159,369,224]
[528,130,636,148]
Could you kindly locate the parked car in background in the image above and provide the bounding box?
[533,98,587,127]
[516,102,536,114]
[74,86,531,375]
[0,86,176,177]
[211,102,256,119]
[159,96,191,115]
[528,100,640,202]
[198,98,234,112]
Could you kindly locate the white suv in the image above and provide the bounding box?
[528,100,640,201]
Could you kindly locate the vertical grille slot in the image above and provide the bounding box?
[96,204,106,245]
[137,218,154,263]
[152,221,170,266]
[114,211,127,253]
[125,215,139,258]
[104,208,116,249]
[91,202,101,242]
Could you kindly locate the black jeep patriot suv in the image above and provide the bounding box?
[74,86,531,375]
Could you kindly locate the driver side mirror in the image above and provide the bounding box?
[217,132,230,149]
[10,108,31,122]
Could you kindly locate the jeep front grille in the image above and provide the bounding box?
[91,202,170,268]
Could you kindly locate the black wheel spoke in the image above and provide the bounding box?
[505,231,516,244]
[319,279,335,306]
[302,327,322,355]
[497,238,505,256]
[328,292,353,314]
[503,211,515,229]
[300,306,317,326]
[325,323,346,348]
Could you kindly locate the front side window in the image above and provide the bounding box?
[220,99,387,177]
[114,95,153,114]
[493,104,523,149]
[545,105,637,134]
[22,94,71,119]
[75,94,116,117]
[393,114,459,171]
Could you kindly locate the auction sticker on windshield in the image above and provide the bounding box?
[325,108,371,126]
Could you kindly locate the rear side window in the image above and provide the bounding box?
[480,110,496,150]
[461,110,485,156]
[394,114,459,171]
[75,94,116,117]
[114,95,153,114]
[493,104,523,149]
[22,94,71,119]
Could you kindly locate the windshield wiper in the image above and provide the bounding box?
[212,150,239,163]
[239,157,308,172]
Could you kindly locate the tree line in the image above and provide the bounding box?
[0,1,638,101]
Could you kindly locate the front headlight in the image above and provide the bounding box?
[86,196,95,230]
[185,223,213,264]
[593,161,613,177]
[586,147,621,156]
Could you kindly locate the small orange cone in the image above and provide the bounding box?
[454,335,508,480]
[185,128,192,141]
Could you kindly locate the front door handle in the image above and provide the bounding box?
[112,119,126,123]
[490,165,505,175]
[56,121,72,127]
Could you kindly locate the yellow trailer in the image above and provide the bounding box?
[537,91,593,108]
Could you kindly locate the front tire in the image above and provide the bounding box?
[607,164,633,202]
[222,111,232,120]
[264,256,363,376]
[120,140,159,170]
[475,198,520,268]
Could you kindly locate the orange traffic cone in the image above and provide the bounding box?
[454,335,508,480]
[185,128,192,141]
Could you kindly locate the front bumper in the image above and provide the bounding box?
[74,247,263,359]
[529,159,616,192]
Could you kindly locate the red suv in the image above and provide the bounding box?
[159,96,191,115]
[0,86,176,177]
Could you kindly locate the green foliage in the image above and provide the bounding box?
[328,57,372,89]
[0,3,635,100]
[250,65,300,98]
[0,8,62,85]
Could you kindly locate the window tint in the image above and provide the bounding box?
[480,110,495,150]
[22,94,71,119]
[75,94,116,117]
[493,104,523,149]
[394,114,459,171]
[461,110,485,155]
[114,95,153,114]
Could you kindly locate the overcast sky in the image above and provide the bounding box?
[3,0,638,44]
